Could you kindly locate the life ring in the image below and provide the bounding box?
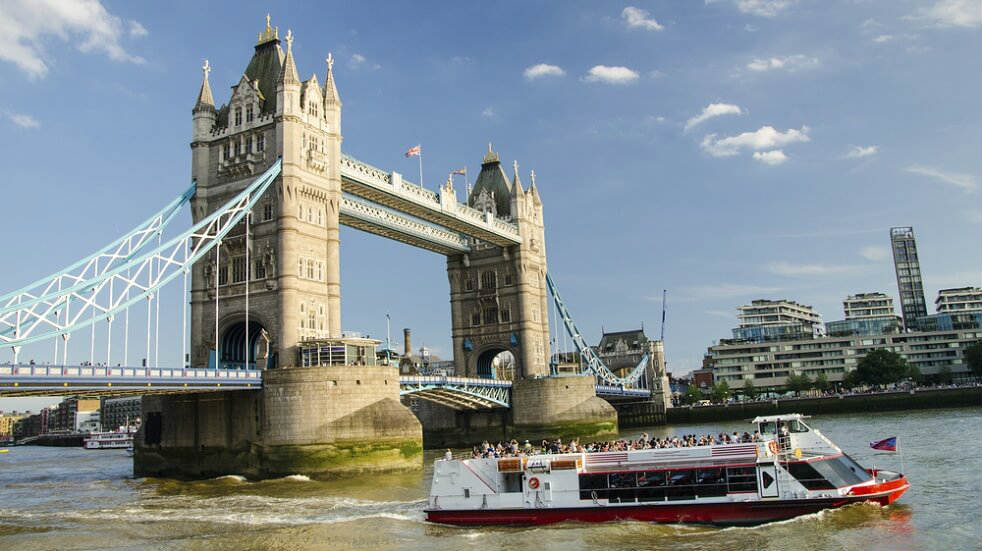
[768,440,780,455]
[528,476,541,490]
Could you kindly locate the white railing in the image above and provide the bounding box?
[400,375,512,388]
[0,364,260,380]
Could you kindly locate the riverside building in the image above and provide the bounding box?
[890,227,928,329]
[708,294,981,392]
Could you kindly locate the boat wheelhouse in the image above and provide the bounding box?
[425,414,908,525]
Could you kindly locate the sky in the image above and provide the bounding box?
[0,0,980,411]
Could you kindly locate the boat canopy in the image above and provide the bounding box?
[750,413,809,424]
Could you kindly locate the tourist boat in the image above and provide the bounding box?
[83,427,136,450]
[425,414,909,525]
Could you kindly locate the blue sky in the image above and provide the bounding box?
[1,0,980,411]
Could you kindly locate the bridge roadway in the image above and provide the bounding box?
[0,365,649,404]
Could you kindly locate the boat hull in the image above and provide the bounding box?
[426,476,909,526]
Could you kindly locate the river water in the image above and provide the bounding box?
[0,408,979,551]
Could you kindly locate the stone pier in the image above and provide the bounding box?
[134,366,422,479]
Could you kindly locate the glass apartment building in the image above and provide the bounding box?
[890,227,928,328]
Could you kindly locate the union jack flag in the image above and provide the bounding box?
[870,437,897,452]
[404,145,421,157]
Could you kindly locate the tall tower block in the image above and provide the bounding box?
[890,227,927,329]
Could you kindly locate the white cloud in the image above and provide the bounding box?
[127,21,147,38]
[873,34,894,43]
[860,246,889,261]
[0,0,146,79]
[905,0,981,28]
[735,0,796,17]
[7,112,39,128]
[351,53,365,64]
[861,18,881,30]
[744,24,758,32]
[846,145,879,158]
[583,65,640,85]
[701,125,810,157]
[766,261,861,276]
[752,149,788,165]
[481,106,495,119]
[905,165,977,192]
[524,63,565,80]
[622,6,664,30]
[684,102,743,131]
[746,54,819,72]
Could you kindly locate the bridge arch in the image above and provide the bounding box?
[219,316,270,370]
[475,347,517,380]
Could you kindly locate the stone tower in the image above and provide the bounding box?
[189,19,343,371]
[447,146,551,379]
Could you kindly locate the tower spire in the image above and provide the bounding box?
[512,160,522,192]
[323,52,341,105]
[278,29,299,85]
[193,59,215,112]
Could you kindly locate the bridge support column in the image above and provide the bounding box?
[510,375,617,443]
[135,366,422,479]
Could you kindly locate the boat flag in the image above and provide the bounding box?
[404,145,421,157]
[870,436,897,452]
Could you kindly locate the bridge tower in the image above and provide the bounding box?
[189,20,342,371]
[440,148,617,443]
[137,18,421,479]
[448,149,551,379]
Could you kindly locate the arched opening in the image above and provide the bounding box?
[220,321,266,370]
[476,348,515,380]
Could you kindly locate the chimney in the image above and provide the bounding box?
[403,328,412,357]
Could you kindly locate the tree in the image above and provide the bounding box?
[842,369,860,389]
[937,365,953,385]
[854,349,908,386]
[681,385,703,405]
[964,341,982,377]
[711,381,731,403]
[813,372,830,392]
[786,373,812,396]
[906,364,923,384]
[742,379,757,400]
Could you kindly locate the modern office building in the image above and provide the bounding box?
[935,287,982,314]
[843,293,896,320]
[732,299,825,341]
[890,227,928,328]
[709,322,981,391]
[101,396,142,431]
[826,293,902,337]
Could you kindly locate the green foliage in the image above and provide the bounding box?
[742,379,757,400]
[906,364,923,383]
[813,372,830,392]
[842,370,860,389]
[964,341,982,377]
[681,385,703,405]
[711,381,731,403]
[937,365,954,384]
[786,373,812,396]
[853,348,909,386]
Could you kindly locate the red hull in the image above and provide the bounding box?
[426,475,909,526]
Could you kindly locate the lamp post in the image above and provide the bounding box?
[385,314,391,366]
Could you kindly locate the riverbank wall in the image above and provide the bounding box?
[666,386,982,424]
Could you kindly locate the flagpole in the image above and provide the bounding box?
[898,436,905,475]
[418,148,424,188]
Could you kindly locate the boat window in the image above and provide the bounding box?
[786,461,836,490]
[810,455,873,487]
[696,468,727,497]
[789,419,810,433]
[759,421,777,434]
[726,466,758,492]
[609,472,637,488]
[666,470,696,501]
[638,471,666,487]
[578,473,609,500]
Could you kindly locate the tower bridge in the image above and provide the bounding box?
[0,18,670,478]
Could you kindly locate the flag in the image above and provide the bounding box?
[451,168,466,176]
[870,436,897,452]
[404,145,421,157]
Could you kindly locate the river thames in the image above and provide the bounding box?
[0,408,978,551]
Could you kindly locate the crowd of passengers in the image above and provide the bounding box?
[468,431,762,459]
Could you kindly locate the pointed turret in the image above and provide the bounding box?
[511,160,523,193]
[194,59,216,113]
[528,169,542,205]
[323,52,341,106]
[278,29,300,86]
[469,143,513,217]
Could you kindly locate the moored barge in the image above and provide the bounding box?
[425,414,909,525]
